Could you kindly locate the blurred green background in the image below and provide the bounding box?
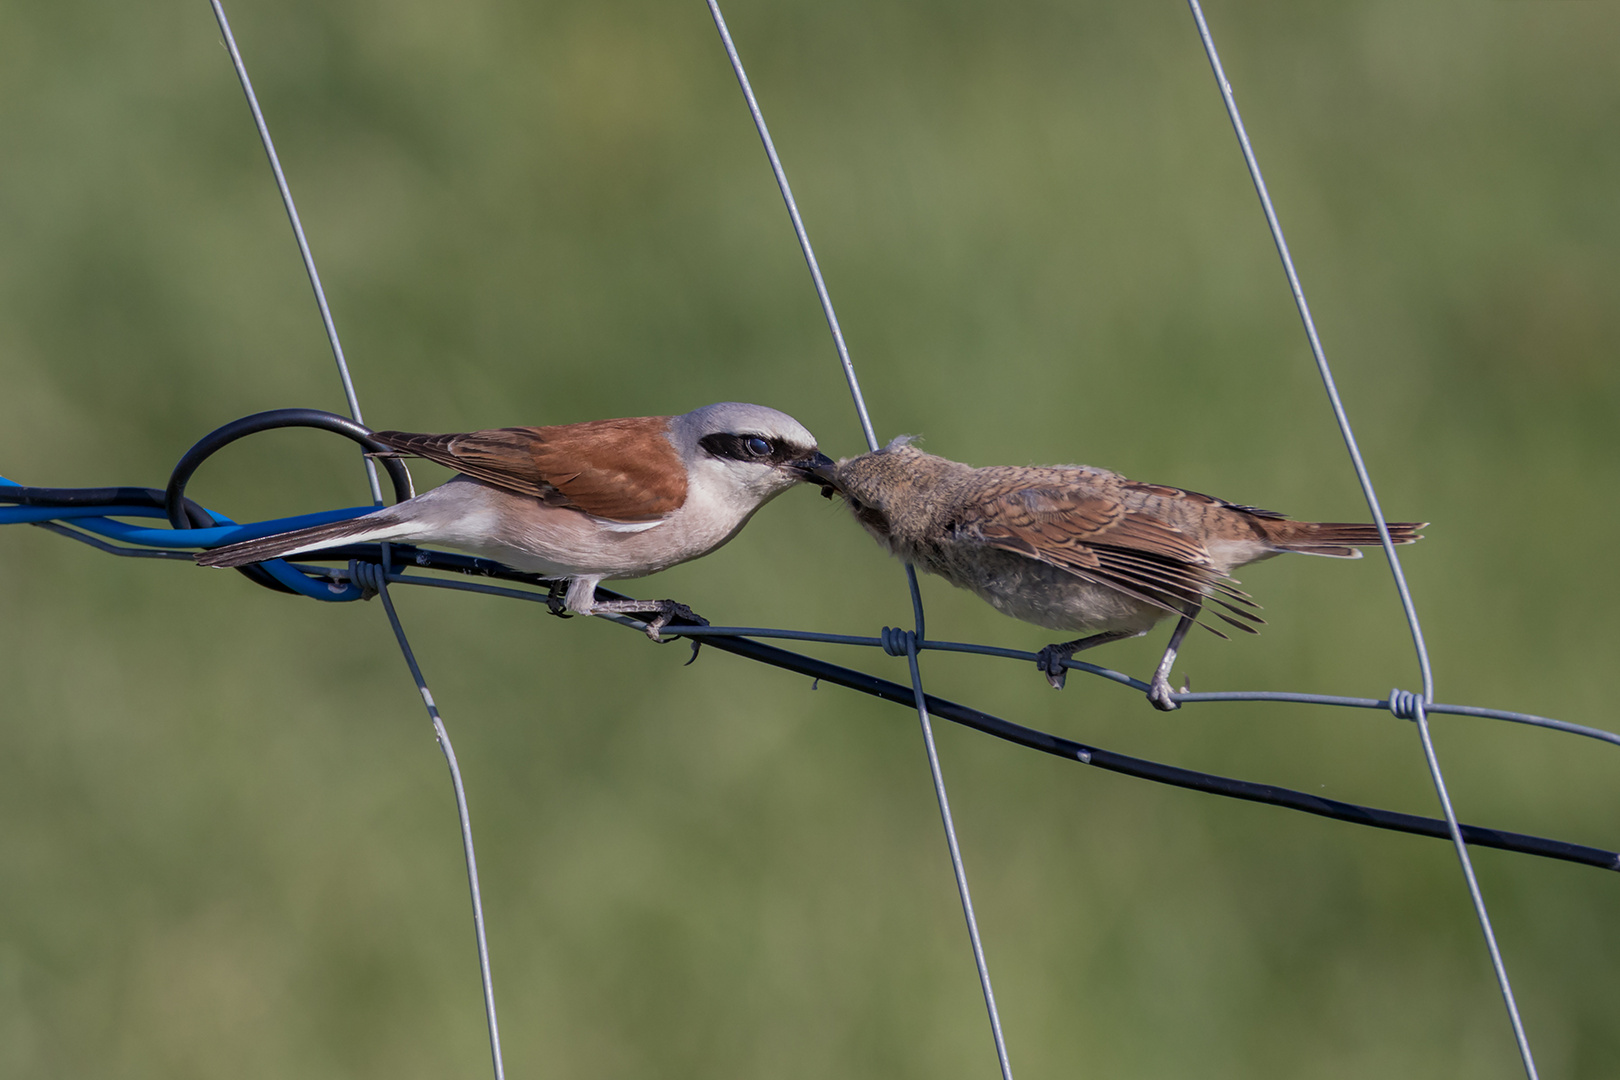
[2,2,1617,1077]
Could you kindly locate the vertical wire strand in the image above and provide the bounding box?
[905,563,1015,1077]
[209,0,384,507]
[208,6,506,1077]
[1182,0,1431,701]
[1183,5,1537,1076]
[375,577,508,1080]
[1410,700,1538,1077]
[703,2,1015,1067]
[906,641,1016,1080]
[704,0,880,453]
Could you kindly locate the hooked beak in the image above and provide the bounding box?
[794,452,841,498]
[788,450,837,485]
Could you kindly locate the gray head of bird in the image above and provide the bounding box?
[671,402,833,506]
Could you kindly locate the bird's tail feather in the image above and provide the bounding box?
[195,511,416,568]
[1259,519,1426,558]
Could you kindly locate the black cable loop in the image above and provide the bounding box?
[163,408,414,595]
[165,407,414,528]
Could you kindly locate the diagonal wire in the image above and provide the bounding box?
[1183,0,1431,699]
[208,0,384,507]
[705,2,1013,1071]
[901,573,1016,1080]
[705,0,879,454]
[208,5,506,1077]
[1410,697,1539,1067]
[1183,4,1537,1077]
[371,566,508,1080]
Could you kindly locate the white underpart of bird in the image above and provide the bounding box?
[196,402,831,637]
[815,438,1424,711]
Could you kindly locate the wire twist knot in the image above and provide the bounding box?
[1388,688,1425,721]
[347,559,387,600]
[881,626,918,657]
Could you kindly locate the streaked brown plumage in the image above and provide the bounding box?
[816,439,1424,710]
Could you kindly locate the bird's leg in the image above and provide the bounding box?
[562,575,707,660]
[1146,608,1198,711]
[588,597,710,661]
[1037,629,1146,690]
[587,597,704,640]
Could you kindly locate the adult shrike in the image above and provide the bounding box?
[198,402,832,636]
[815,439,1422,710]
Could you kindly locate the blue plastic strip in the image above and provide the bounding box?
[0,505,174,525]
[59,506,373,549]
[1,475,371,602]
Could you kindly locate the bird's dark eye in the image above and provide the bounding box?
[698,432,787,463]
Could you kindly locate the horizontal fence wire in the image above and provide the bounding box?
[6,487,1616,875]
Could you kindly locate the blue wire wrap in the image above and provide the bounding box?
[1,474,373,601]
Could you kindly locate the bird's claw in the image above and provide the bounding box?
[641,599,706,667]
[643,602,708,667]
[545,581,573,619]
[1036,645,1072,690]
[1146,676,1181,712]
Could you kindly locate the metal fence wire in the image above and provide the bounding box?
[2,3,1614,1078]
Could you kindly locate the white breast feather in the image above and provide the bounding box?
[592,517,667,534]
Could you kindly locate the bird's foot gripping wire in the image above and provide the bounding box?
[1146,674,1181,712]
[545,579,574,619]
[1143,611,1197,712]
[590,598,709,664]
[1036,644,1074,690]
[1035,629,1145,691]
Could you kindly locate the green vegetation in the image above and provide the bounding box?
[2,2,1616,1077]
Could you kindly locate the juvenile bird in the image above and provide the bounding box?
[197,402,832,637]
[816,439,1423,710]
